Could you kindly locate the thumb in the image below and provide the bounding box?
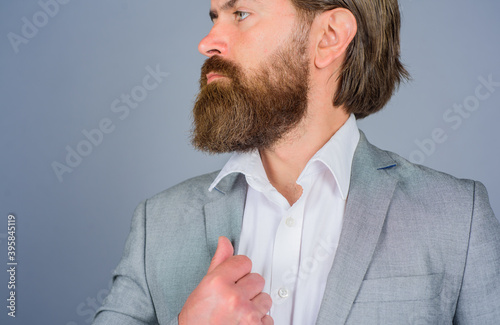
[207,236,234,273]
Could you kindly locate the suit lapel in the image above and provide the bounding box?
[316,132,398,324]
[204,173,247,257]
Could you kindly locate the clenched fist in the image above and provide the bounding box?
[178,236,273,325]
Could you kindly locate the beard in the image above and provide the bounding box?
[191,21,311,153]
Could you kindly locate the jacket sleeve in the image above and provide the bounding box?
[92,201,178,325]
[454,181,500,324]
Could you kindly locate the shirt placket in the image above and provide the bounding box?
[269,186,307,324]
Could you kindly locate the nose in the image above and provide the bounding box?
[198,24,228,58]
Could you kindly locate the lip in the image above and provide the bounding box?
[206,72,226,84]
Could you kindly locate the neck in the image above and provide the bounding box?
[259,103,349,206]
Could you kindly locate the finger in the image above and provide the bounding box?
[251,292,273,316]
[207,236,234,273]
[235,273,265,299]
[213,254,253,283]
[262,314,274,325]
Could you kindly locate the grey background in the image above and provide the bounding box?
[0,0,498,324]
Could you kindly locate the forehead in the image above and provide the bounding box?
[208,0,298,23]
[210,0,262,8]
[209,0,291,11]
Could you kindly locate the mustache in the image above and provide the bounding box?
[200,56,241,87]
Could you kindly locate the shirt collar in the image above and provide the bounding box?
[209,114,360,200]
[208,148,270,193]
[300,114,360,200]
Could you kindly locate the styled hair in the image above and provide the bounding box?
[292,0,410,118]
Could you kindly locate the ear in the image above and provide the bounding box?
[313,8,357,69]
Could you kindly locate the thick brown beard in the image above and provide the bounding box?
[191,22,311,154]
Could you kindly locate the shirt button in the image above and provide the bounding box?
[278,287,289,298]
[285,217,296,227]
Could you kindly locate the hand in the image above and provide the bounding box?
[178,236,273,325]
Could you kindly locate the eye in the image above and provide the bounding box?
[234,11,250,22]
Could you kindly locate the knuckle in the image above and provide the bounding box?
[262,314,274,325]
[206,274,225,289]
[226,292,243,311]
[244,273,265,291]
[252,273,265,286]
[255,292,272,311]
[235,255,253,270]
[242,310,261,324]
[261,293,273,310]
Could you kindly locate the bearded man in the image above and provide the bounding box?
[93,0,500,324]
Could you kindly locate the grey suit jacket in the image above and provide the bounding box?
[93,132,500,324]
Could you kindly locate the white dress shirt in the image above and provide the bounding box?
[209,114,360,325]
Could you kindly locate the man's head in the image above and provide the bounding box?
[191,0,409,153]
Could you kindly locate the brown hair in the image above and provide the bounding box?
[292,0,410,118]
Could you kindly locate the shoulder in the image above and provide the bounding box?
[145,170,221,211]
[360,132,477,199]
[127,171,223,233]
[357,132,489,218]
[373,146,496,235]
[389,149,482,215]
[140,170,246,218]
[385,150,475,196]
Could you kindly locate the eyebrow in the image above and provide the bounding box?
[209,0,255,21]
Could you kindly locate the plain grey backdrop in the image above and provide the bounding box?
[0,0,499,324]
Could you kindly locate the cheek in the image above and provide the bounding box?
[232,34,267,65]
[231,18,293,68]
